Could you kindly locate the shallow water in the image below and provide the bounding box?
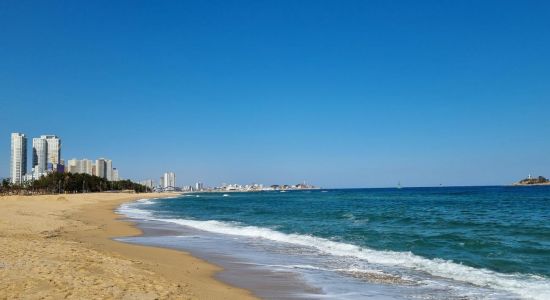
[118,186,550,299]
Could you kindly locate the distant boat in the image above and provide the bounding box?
[223,194,230,197]
[397,181,402,189]
[280,190,287,193]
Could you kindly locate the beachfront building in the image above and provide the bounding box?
[32,137,47,175]
[66,159,79,174]
[163,172,176,189]
[105,160,113,181]
[41,135,61,167]
[195,181,204,191]
[112,168,119,181]
[10,133,27,184]
[67,158,94,175]
[139,179,154,189]
[93,158,116,181]
[95,158,106,179]
[30,135,63,175]
[82,159,93,175]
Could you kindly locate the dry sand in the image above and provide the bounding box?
[0,192,257,300]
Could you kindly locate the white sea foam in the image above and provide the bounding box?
[117,201,153,219]
[136,199,157,205]
[118,203,550,300]
[158,218,550,300]
[342,212,355,220]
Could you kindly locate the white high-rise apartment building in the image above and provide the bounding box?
[31,135,62,173]
[95,158,106,179]
[41,135,61,166]
[82,159,93,175]
[163,172,176,188]
[67,158,94,175]
[32,137,47,174]
[139,179,154,189]
[67,159,81,174]
[112,168,119,181]
[94,158,115,181]
[10,133,27,184]
[105,159,113,181]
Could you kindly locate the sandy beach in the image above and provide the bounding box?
[0,192,257,300]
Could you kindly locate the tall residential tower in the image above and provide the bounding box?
[95,158,106,179]
[93,158,115,181]
[105,159,113,181]
[31,135,62,173]
[10,133,27,184]
[32,137,47,174]
[67,158,93,175]
[163,172,176,188]
[41,135,61,167]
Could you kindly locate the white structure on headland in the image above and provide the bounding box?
[10,133,27,184]
[163,172,176,188]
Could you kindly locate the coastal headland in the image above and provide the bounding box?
[0,192,257,299]
[512,175,550,186]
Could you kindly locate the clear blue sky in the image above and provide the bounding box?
[1,0,549,188]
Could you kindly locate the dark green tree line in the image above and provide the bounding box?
[0,173,150,195]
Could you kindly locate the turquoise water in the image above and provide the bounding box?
[120,186,550,299]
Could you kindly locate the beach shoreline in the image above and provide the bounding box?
[0,192,257,299]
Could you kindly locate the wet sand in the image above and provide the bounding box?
[0,192,257,299]
[120,218,325,299]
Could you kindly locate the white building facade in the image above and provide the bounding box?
[163,172,176,188]
[82,159,93,175]
[112,168,119,181]
[41,135,61,167]
[32,137,47,175]
[105,160,113,181]
[10,133,27,184]
[93,158,116,181]
[95,158,106,179]
[67,158,94,175]
[139,179,154,189]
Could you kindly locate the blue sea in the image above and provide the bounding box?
[117,186,550,299]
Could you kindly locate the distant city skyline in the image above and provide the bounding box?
[7,132,120,183]
[1,1,549,188]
